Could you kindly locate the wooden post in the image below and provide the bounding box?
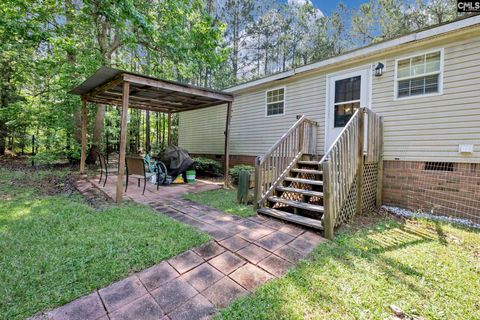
[116,81,130,203]
[322,160,334,240]
[376,116,384,206]
[253,156,261,210]
[355,109,365,215]
[224,102,232,188]
[80,97,88,175]
[167,112,172,146]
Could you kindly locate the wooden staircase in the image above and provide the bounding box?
[258,156,325,229]
[254,109,384,239]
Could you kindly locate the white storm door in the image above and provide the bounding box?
[326,68,370,149]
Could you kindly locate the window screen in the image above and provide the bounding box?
[266,88,285,116]
[396,51,441,98]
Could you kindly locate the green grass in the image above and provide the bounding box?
[184,188,254,217]
[0,169,210,320]
[217,217,480,320]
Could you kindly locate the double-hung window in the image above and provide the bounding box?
[395,50,443,99]
[266,88,285,116]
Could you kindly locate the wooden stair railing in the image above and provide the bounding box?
[320,107,383,239]
[254,115,318,209]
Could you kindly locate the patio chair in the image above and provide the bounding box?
[125,156,156,195]
[98,153,108,187]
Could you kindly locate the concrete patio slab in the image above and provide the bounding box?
[208,251,246,275]
[229,264,273,291]
[168,250,204,274]
[255,231,294,252]
[258,254,294,277]
[99,276,148,313]
[274,245,307,263]
[193,241,225,260]
[47,292,106,320]
[202,277,248,308]
[219,236,249,252]
[137,261,180,291]
[183,263,224,292]
[109,294,164,320]
[168,294,214,320]
[236,244,270,264]
[150,278,197,313]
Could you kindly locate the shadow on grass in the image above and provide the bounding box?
[217,216,480,319]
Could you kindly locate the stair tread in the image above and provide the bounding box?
[276,186,324,198]
[258,208,323,230]
[268,196,324,212]
[298,160,319,165]
[285,177,323,186]
[291,168,323,175]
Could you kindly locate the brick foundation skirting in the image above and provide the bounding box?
[190,154,256,168]
[383,160,480,222]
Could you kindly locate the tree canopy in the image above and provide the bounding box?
[0,0,464,163]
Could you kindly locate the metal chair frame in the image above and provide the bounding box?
[98,153,108,187]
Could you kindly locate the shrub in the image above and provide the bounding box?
[229,164,254,184]
[193,157,222,176]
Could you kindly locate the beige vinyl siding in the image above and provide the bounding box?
[371,35,480,163]
[179,32,480,163]
[229,74,326,156]
[178,104,226,154]
[180,72,327,156]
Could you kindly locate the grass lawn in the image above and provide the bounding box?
[0,168,210,320]
[218,217,480,320]
[184,188,254,218]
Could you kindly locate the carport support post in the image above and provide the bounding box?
[80,97,87,175]
[167,112,172,146]
[116,81,130,203]
[224,101,232,188]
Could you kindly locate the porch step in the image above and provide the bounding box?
[276,186,323,198]
[291,168,323,175]
[298,160,319,166]
[285,177,323,186]
[258,208,323,230]
[268,196,324,213]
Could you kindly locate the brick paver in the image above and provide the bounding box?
[109,294,164,320]
[47,292,106,320]
[202,277,248,308]
[208,251,246,275]
[138,261,179,291]
[258,254,294,277]
[46,179,328,320]
[230,264,273,291]
[183,263,224,292]
[219,236,249,252]
[193,241,225,260]
[168,250,204,274]
[236,244,270,264]
[99,276,148,313]
[150,278,197,313]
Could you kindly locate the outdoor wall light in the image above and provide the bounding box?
[374,62,384,77]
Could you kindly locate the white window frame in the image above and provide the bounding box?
[393,48,444,101]
[265,87,286,117]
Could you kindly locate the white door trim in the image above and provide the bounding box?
[324,65,373,152]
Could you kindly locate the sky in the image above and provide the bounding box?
[310,0,369,14]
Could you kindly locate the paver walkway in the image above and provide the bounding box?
[45,180,327,320]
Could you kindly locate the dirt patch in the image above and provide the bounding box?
[7,172,77,196]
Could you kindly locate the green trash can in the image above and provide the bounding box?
[186,170,196,183]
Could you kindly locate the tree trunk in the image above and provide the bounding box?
[0,122,6,155]
[86,104,105,163]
